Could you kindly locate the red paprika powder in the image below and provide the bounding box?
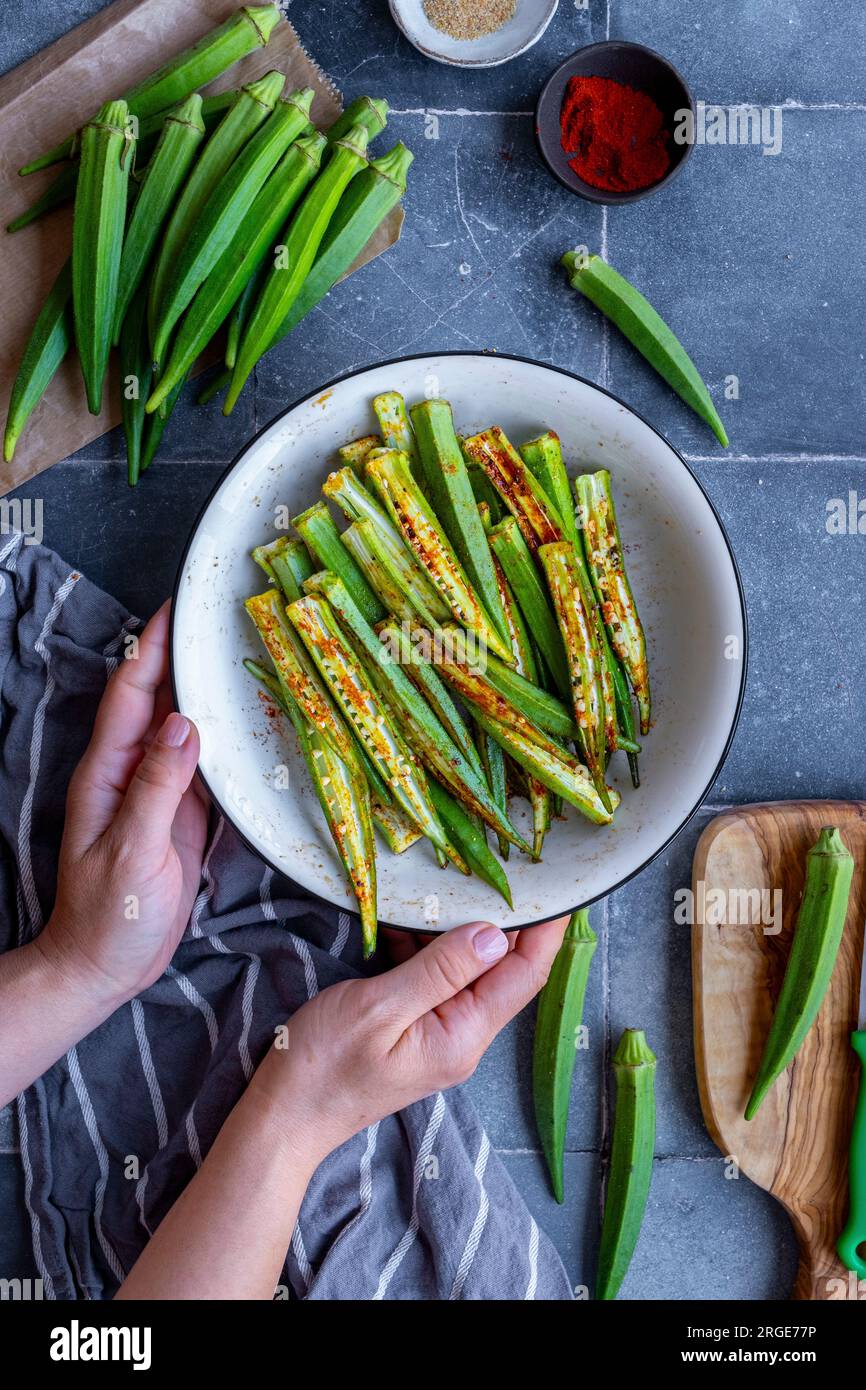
[560,75,671,193]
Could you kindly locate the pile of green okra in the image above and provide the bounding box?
[245,390,651,959]
[4,5,412,482]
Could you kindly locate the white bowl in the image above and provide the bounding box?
[171,353,746,932]
[388,0,559,68]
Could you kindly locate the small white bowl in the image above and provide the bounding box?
[389,0,559,68]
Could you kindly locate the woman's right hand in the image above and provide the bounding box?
[251,917,568,1167]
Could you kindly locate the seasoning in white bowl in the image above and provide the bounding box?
[422,0,516,41]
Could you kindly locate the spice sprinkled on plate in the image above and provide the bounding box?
[423,0,516,41]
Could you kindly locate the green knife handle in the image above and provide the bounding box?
[837,1029,866,1278]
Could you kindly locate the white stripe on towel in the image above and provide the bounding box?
[449,1130,491,1299]
[66,1046,125,1283]
[372,1092,447,1300]
[524,1216,540,1301]
[15,1094,55,1299]
[330,911,351,958]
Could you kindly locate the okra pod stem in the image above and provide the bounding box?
[596,1029,657,1300]
[488,516,570,697]
[533,910,597,1202]
[148,132,326,412]
[463,426,564,553]
[366,448,515,664]
[72,100,134,414]
[576,469,651,735]
[19,5,282,176]
[539,541,610,810]
[3,259,72,464]
[326,96,388,149]
[562,252,728,448]
[7,162,79,233]
[225,125,370,412]
[292,500,385,625]
[112,95,206,342]
[148,71,286,337]
[152,86,315,367]
[745,827,854,1120]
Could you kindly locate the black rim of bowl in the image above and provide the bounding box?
[171,350,747,934]
[536,40,695,205]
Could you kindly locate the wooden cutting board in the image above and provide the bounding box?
[692,800,866,1301]
[0,0,403,497]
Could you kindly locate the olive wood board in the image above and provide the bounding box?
[692,800,866,1301]
[0,0,402,497]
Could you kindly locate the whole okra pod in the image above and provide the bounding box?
[533,910,597,1202]
[596,1029,657,1300]
[4,260,72,464]
[292,500,385,625]
[225,125,371,412]
[148,71,287,336]
[19,4,282,176]
[575,468,651,735]
[72,100,135,414]
[118,282,152,486]
[152,86,315,366]
[488,516,570,698]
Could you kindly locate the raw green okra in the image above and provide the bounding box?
[539,541,610,810]
[562,252,728,447]
[323,466,447,623]
[305,572,530,854]
[113,95,206,341]
[7,162,79,233]
[428,780,512,907]
[3,260,72,464]
[411,398,509,645]
[533,910,597,1202]
[462,426,564,553]
[242,655,378,956]
[225,265,263,369]
[19,4,282,175]
[139,371,186,472]
[72,100,134,414]
[365,448,515,665]
[264,144,413,353]
[488,516,570,698]
[225,125,370,412]
[326,96,388,149]
[596,1029,657,1300]
[292,500,385,625]
[118,282,152,486]
[147,133,326,412]
[745,827,854,1120]
[148,71,286,337]
[244,588,362,776]
[575,469,651,735]
[152,86,315,366]
[286,594,461,866]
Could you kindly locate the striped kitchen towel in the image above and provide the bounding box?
[0,532,573,1302]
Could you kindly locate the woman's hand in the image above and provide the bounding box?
[252,916,569,1169]
[38,601,208,1012]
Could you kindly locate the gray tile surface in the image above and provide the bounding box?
[2,0,858,1301]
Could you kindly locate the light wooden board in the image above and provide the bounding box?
[692,800,866,1300]
[0,0,402,497]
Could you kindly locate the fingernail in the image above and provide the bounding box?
[159,712,190,748]
[472,924,508,963]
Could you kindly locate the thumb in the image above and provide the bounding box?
[112,712,200,858]
[378,921,509,1026]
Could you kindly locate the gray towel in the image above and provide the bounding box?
[0,531,572,1301]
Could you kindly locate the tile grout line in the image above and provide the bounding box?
[387,102,866,118]
[599,892,611,1230]
[56,452,866,468]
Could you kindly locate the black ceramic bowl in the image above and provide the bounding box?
[536,40,694,205]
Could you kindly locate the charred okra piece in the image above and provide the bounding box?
[575,469,651,735]
[365,448,515,664]
[286,594,462,866]
[428,780,512,908]
[519,431,576,544]
[243,656,378,957]
[304,573,531,855]
[462,426,563,553]
[539,542,610,811]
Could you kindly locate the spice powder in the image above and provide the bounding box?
[423,0,516,41]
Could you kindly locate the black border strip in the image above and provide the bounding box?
[170,350,748,934]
